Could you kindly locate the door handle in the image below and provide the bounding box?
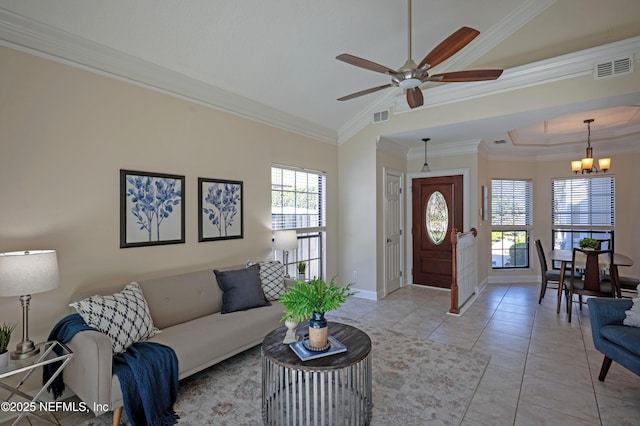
[386,238,392,243]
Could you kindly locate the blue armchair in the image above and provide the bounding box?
[587,298,640,381]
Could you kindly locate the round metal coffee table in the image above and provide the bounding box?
[262,322,372,426]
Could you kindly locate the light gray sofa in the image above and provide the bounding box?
[63,264,289,423]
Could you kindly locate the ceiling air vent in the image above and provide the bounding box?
[373,110,389,123]
[594,56,633,79]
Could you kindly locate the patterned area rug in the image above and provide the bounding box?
[76,326,489,426]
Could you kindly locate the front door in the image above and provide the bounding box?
[412,175,463,288]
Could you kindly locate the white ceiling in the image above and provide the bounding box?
[1,0,639,155]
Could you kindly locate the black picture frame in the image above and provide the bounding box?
[120,169,185,248]
[198,178,244,242]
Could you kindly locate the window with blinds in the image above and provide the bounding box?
[271,165,326,230]
[271,165,326,279]
[551,176,615,228]
[551,176,615,254]
[491,179,532,269]
[491,179,532,227]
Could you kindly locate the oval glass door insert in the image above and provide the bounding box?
[426,191,448,245]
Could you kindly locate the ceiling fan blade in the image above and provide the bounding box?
[406,87,424,109]
[336,53,397,75]
[337,84,393,101]
[427,69,503,82]
[418,26,480,70]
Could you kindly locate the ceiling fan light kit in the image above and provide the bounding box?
[336,0,503,109]
[571,119,611,174]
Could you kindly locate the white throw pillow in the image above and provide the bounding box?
[70,282,159,354]
[623,285,640,327]
[259,261,287,301]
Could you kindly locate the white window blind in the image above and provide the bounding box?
[271,165,326,230]
[491,179,532,227]
[552,176,615,227]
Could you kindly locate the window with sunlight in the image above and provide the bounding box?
[491,179,532,269]
[551,176,615,253]
[271,165,326,279]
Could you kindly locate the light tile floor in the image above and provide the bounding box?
[328,282,640,426]
[3,282,639,425]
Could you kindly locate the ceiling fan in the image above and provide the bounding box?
[336,0,503,109]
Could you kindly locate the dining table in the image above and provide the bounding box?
[549,249,634,313]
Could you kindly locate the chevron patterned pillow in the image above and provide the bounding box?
[70,282,159,354]
[259,261,287,301]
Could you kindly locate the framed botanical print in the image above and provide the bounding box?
[198,178,243,242]
[120,169,185,248]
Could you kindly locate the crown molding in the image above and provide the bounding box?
[394,36,640,115]
[487,135,640,162]
[0,8,338,145]
[339,31,640,145]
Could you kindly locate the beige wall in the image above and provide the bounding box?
[0,46,339,345]
[338,129,377,297]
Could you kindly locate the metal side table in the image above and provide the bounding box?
[0,341,73,425]
[262,322,372,426]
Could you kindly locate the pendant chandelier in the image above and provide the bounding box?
[421,138,431,172]
[571,119,611,174]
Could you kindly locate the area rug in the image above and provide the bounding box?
[76,326,489,426]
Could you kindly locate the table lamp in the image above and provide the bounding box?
[273,230,298,278]
[0,250,60,359]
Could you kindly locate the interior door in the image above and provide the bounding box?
[384,169,403,294]
[412,175,463,288]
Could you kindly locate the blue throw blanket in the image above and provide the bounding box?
[45,314,179,426]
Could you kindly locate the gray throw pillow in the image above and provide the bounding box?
[214,264,271,313]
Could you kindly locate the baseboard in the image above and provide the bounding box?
[351,287,378,301]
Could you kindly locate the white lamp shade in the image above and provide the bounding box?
[273,230,298,251]
[598,158,611,171]
[0,250,60,297]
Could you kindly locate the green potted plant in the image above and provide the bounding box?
[0,322,16,367]
[279,276,355,349]
[579,238,599,250]
[297,261,307,279]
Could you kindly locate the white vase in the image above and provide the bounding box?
[0,351,9,369]
[283,321,299,344]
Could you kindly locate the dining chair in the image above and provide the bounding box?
[567,247,617,323]
[535,239,562,304]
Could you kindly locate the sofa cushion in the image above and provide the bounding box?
[623,292,640,327]
[147,301,284,379]
[601,324,640,356]
[70,282,159,354]
[214,264,271,313]
[259,261,287,301]
[138,269,223,330]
